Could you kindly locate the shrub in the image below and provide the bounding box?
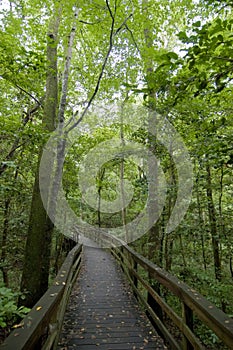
[0,286,30,328]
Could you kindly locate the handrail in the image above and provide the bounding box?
[86,231,233,350]
[0,243,83,350]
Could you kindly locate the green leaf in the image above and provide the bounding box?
[178,31,188,42]
[193,20,201,27]
[167,52,179,60]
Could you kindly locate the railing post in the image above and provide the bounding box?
[147,273,163,328]
[120,245,124,268]
[132,259,138,299]
[127,252,138,299]
[182,302,194,350]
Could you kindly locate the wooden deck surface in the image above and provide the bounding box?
[58,245,168,349]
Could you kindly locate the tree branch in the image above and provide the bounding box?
[114,13,132,36]
[67,0,117,133]
[106,0,114,20]
[79,19,102,25]
[125,23,141,55]
[14,83,42,106]
[0,97,44,176]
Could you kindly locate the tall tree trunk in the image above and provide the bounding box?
[1,168,20,287]
[97,168,105,228]
[179,233,187,269]
[206,163,222,281]
[46,6,78,230]
[19,9,61,308]
[1,198,10,287]
[120,101,130,243]
[196,171,207,270]
[142,0,163,325]
[142,0,160,264]
[164,147,176,270]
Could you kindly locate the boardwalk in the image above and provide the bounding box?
[58,245,167,350]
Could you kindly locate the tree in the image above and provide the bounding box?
[19,3,62,307]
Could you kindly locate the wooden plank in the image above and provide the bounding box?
[58,246,167,350]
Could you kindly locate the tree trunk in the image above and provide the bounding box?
[206,163,222,281]
[1,198,10,287]
[142,0,163,325]
[164,147,176,270]
[196,171,207,270]
[46,6,78,232]
[19,9,61,308]
[97,168,105,228]
[120,101,130,243]
[142,0,161,263]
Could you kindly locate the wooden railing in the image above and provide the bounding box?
[2,229,232,350]
[0,243,83,350]
[88,231,233,350]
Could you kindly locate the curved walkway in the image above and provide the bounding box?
[58,245,167,349]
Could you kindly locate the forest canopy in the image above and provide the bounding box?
[0,0,232,347]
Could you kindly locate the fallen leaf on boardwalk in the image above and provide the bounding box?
[36,306,42,311]
[12,322,24,328]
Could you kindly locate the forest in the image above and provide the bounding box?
[0,0,232,348]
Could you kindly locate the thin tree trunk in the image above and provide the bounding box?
[179,233,187,268]
[1,198,10,287]
[97,168,105,228]
[142,0,160,263]
[196,171,207,270]
[120,101,130,243]
[142,0,163,324]
[206,163,222,281]
[218,165,226,255]
[164,147,176,270]
[230,257,233,278]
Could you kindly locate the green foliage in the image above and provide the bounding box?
[0,286,30,328]
[0,0,233,345]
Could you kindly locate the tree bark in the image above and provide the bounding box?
[120,101,130,243]
[196,171,207,270]
[1,198,10,287]
[19,9,61,308]
[142,0,161,263]
[97,168,105,228]
[206,163,222,281]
